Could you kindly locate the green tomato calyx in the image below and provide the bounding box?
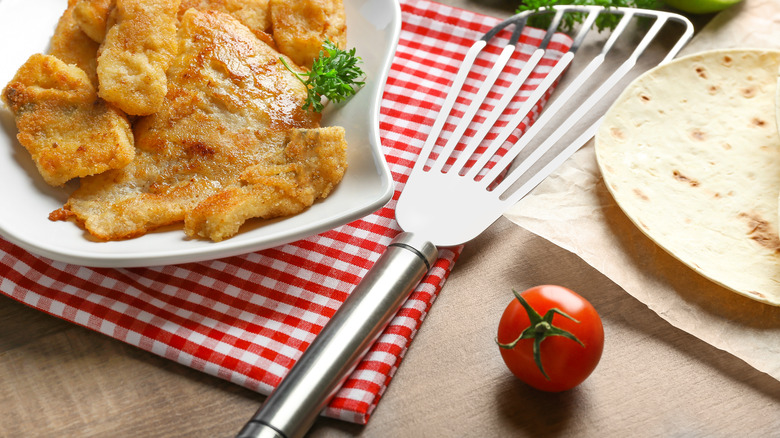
[496,289,585,380]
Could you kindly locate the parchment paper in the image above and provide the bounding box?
[505,0,780,380]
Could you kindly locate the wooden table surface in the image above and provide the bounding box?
[2,1,779,437]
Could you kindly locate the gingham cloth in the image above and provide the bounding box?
[0,0,570,425]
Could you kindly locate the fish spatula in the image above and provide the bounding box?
[237,6,693,438]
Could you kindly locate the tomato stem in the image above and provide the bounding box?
[496,289,585,380]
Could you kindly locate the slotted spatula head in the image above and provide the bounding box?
[396,5,693,247]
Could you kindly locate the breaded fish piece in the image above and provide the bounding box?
[97,0,181,115]
[2,54,134,187]
[185,127,347,241]
[269,0,346,69]
[178,0,271,39]
[49,1,101,85]
[51,10,346,241]
[72,0,115,43]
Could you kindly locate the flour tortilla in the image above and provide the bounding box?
[777,63,780,231]
[595,48,780,306]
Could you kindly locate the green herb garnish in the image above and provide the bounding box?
[281,39,365,113]
[517,0,663,33]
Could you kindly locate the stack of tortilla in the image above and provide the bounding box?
[595,48,780,306]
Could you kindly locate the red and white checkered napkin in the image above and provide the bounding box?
[0,0,570,425]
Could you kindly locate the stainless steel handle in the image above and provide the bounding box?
[236,232,438,438]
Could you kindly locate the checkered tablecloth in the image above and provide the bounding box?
[0,0,570,425]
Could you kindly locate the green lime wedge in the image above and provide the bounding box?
[663,0,743,14]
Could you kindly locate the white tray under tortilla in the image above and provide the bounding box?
[596,48,780,307]
[0,0,398,268]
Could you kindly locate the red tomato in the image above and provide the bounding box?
[496,285,604,392]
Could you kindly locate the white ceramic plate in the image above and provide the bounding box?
[0,0,398,267]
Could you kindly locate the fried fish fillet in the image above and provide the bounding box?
[185,126,347,241]
[97,0,181,115]
[51,10,347,241]
[50,1,101,85]
[1,54,134,187]
[269,0,346,69]
[72,0,115,43]
[178,0,271,40]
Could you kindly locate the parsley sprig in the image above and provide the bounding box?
[281,40,365,113]
[517,0,663,33]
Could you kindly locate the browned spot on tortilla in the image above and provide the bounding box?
[752,117,766,127]
[713,192,722,198]
[748,290,767,299]
[639,93,651,102]
[610,127,625,140]
[633,188,649,201]
[741,86,757,98]
[690,129,706,141]
[707,85,719,95]
[722,55,733,65]
[738,212,780,253]
[673,170,699,187]
[721,142,732,150]
[695,66,707,79]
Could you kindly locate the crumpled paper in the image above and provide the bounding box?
[505,0,780,380]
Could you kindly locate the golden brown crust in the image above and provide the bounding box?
[1,54,134,187]
[49,2,101,86]
[185,126,348,241]
[178,0,271,37]
[72,0,115,43]
[269,0,346,69]
[54,10,345,241]
[96,0,181,115]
